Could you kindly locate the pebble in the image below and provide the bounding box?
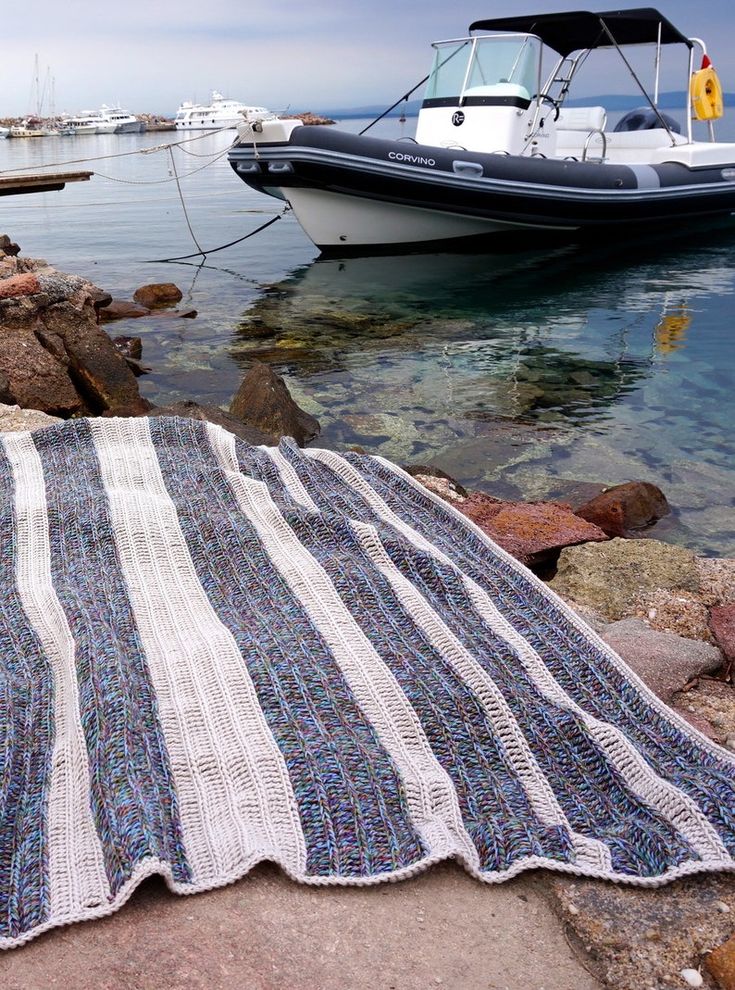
[567,903,580,915]
[725,736,735,752]
[680,969,703,988]
[716,900,731,913]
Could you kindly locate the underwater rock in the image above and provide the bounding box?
[549,538,700,621]
[457,493,608,569]
[601,619,722,702]
[98,300,151,322]
[230,360,320,447]
[132,282,183,308]
[575,480,670,537]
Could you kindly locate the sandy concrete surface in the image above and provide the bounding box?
[1,863,600,990]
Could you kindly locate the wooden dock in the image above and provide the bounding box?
[0,171,93,197]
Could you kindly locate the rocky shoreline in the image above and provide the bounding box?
[1,237,735,988]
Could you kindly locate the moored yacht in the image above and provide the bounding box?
[175,91,271,130]
[62,112,117,135]
[229,8,735,252]
[99,105,145,133]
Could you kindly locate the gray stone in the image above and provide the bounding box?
[230,361,320,447]
[602,619,722,701]
[0,403,62,432]
[548,538,700,621]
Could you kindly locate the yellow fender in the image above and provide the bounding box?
[690,65,724,121]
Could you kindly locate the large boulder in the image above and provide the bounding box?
[229,361,320,447]
[132,283,183,308]
[457,491,608,569]
[0,261,151,417]
[548,538,700,620]
[601,618,722,701]
[575,480,670,537]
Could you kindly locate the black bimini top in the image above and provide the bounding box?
[469,8,693,56]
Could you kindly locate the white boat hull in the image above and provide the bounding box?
[282,187,574,248]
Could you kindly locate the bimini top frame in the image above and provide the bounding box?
[469,8,693,54]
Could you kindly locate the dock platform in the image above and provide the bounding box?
[0,171,93,197]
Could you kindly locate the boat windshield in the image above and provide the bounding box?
[425,35,541,102]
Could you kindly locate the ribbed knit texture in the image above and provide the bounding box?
[1,417,734,949]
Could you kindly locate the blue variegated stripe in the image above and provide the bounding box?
[269,442,698,876]
[0,445,53,940]
[32,422,190,895]
[148,417,426,878]
[334,450,735,855]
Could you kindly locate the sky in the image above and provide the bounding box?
[3,0,735,117]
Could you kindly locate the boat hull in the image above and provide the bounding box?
[228,125,735,251]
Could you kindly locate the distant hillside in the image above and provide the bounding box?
[316,91,734,118]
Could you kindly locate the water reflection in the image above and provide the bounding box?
[231,233,735,556]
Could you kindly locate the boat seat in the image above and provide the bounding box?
[556,106,607,131]
[463,83,531,101]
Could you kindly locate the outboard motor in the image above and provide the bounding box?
[614,107,682,133]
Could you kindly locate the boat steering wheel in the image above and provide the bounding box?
[532,94,560,121]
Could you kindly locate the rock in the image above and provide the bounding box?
[551,875,735,990]
[706,935,735,989]
[145,308,197,320]
[672,678,735,745]
[697,558,735,607]
[143,401,275,446]
[0,372,15,405]
[98,300,151,322]
[0,273,41,299]
[112,336,143,361]
[132,283,183,308]
[457,492,608,569]
[710,604,735,660]
[631,589,712,643]
[86,286,113,310]
[0,234,21,257]
[601,619,722,701]
[229,361,320,447]
[548,538,700,621]
[0,403,63,432]
[575,481,670,537]
[403,465,469,502]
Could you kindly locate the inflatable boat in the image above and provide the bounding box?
[228,8,735,252]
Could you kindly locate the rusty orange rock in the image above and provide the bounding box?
[706,933,735,989]
[0,272,41,299]
[458,493,608,569]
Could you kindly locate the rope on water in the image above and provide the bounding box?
[145,205,292,264]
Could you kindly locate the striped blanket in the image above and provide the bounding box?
[2,417,734,948]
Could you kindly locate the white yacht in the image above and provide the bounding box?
[99,105,144,133]
[61,112,117,135]
[174,91,270,130]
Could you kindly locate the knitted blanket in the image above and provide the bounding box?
[1,416,734,949]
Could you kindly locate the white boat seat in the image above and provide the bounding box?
[463,83,531,101]
[556,106,607,131]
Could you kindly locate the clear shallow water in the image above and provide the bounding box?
[1,120,734,555]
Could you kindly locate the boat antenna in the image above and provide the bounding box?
[597,17,678,145]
